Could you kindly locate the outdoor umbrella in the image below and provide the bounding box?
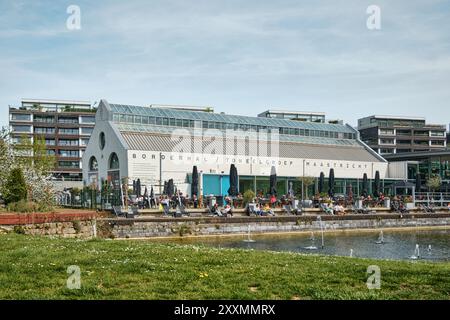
[136,178,141,197]
[163,181,168,195]
[191,166,199,197]
[318,172,325,194]
[143,186,148,208]
[374,171,380,197]
[328,168,335,198]
[362,173,368,197]
[150,186,155,208]
[167,179,174,197]
[415,173,422,193]
[228,164,239,197]
[269,166,277,196]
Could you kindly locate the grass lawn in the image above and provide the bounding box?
[0,234,449,300]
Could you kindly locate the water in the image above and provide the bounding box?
[187,229,450,262]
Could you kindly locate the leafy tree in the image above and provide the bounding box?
[298,176,315,199]
[3,168,27,205]
[243,189,255,205]
[0,128,14,192]
[426,175,442,191]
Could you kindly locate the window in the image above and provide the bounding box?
[58,161,80,168]
[47,149,56,155]
[81,127,93,135]
[380,149,394,154]
[59,150,80,157]
[430,131,445,137]
[45,139,56,146]
[80,116,95,124]
[11,113,31,121]
[380,129,395,135]
[431,140,445,146]
[34,115,55,123]
[58,139,78,146]
[58,117,78,124]
[34,127,55,134]
[380,139,395,145]
[12,125,31,133]
[109,152,119,170]
[80,138,90,146]
[99,132,105,150]
[59,128,79,135]
[89,156,98,171]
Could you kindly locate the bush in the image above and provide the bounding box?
[72,220,82,234]
[243,189,255,205]
[7,200,37,213]
[13,226,26,234]
[3,168,27,205]
[6,200,53,213]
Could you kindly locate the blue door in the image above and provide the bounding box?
[203,174,230,196]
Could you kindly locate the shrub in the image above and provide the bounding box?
[6,200,53,213]
[7,200,37,213]
[13,226,26,235]
[72,220,82,234]
[243,190,255,205]
[3,168,27,205]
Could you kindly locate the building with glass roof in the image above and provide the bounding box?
[82,100,402,198]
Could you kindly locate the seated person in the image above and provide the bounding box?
[334,204,346,215]
[321,203,334,215]
[263,203,275,216]
[213,203,223,216]
[254,204,263,216]
[221,204,233,217]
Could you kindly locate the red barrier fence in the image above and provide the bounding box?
[0,210,97,225]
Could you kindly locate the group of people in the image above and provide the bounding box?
[320,202,346,215]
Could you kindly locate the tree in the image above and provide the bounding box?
[0,128,14,193]
[3,168,27,205]
[426,175,442,192]
[243,189,255,205]
[298,176,315,199]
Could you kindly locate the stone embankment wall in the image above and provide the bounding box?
[104,214,450,239]
[0,220,96,238]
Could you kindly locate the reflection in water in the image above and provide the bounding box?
[181,229,450,262]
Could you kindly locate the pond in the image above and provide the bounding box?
[173,229,450,262]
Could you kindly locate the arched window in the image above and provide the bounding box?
[109,152,119,170]
[89,156,98,171]
[99,132,106,150]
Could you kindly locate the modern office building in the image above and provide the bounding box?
[358,115,447,156]
[82,100,405,198]
[9,99,96,182]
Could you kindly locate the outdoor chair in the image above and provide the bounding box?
[112,206,126,217]
[283,205,295,215]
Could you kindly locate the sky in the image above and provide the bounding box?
[1,0,449,128]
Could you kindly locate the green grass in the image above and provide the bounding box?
[0,234,449,300]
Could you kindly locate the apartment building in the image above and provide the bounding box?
[357,115,447,156]
[9,99,96,181]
